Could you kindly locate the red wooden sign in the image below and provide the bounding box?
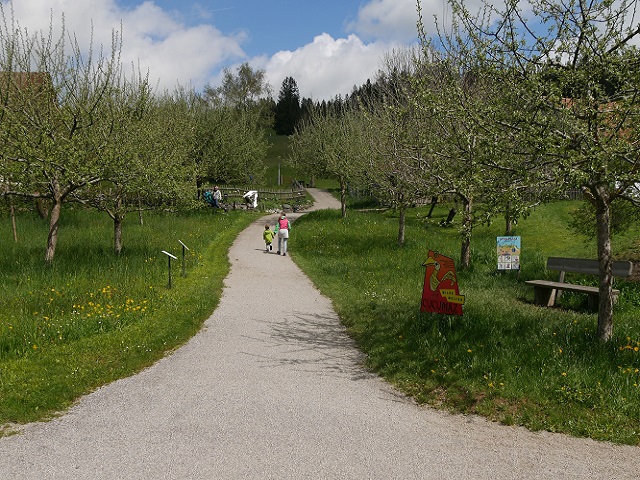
[421,250,465,316]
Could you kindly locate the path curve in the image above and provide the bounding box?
[1,188,638,479]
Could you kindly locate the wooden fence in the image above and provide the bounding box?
[202,186,307,211]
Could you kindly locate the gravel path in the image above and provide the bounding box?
[1,188,638,479]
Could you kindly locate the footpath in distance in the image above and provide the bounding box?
[1,188,639,479]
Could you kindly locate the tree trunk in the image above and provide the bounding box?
[138,196,144,226]
[114,214,124,255]
[426,196,437,218]
[45,197,62,264]
[113,196,125,255]
[460,196,473,269]
[505,202,513,235]
[10,199,17,243]
[594,190,614,342]
[398,202,406,247]
[340,180,347,218]
[35,196,50,219]
[196,177,203,199]
[443,207,456,225]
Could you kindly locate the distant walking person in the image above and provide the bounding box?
[263,224,274,252]
[212,186,222,208]
[274,212,290,256]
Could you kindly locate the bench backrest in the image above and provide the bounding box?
[547,257,633,277]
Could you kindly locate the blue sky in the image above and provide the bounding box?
[147,1,366,57]
[0,0,454,99]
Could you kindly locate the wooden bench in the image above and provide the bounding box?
[525,257,633,311]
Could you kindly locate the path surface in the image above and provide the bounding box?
[1,188,639,479]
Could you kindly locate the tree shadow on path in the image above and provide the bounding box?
[243,312,376,382]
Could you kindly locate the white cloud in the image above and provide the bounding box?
[0,0,412,99]
[348,0,421,41]
[347,0,500,43]
[347,0,458,41]
[257,33,395,101]
[0,0,247,92]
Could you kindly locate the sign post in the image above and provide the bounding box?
[162,250,178,288]
[178,240,190,277]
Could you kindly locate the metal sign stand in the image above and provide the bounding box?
[162,250,178,288]
[178,240,190,277]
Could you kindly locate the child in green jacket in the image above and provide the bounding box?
[263,224,275,252]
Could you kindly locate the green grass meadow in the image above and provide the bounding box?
[291,201,640,445]
[0,206,256,433]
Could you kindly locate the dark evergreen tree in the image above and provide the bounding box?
[299,97,314,124]
[274,77,302,135]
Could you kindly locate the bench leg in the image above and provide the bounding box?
[587,294,598,312]
[533,287,557,307]
[587,292,619,312]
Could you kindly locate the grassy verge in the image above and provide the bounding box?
[291,202,640,445]
[0,207,256,433]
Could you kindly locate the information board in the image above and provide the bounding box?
[497,236,521,270]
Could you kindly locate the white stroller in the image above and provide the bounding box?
[242,190,258,209]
